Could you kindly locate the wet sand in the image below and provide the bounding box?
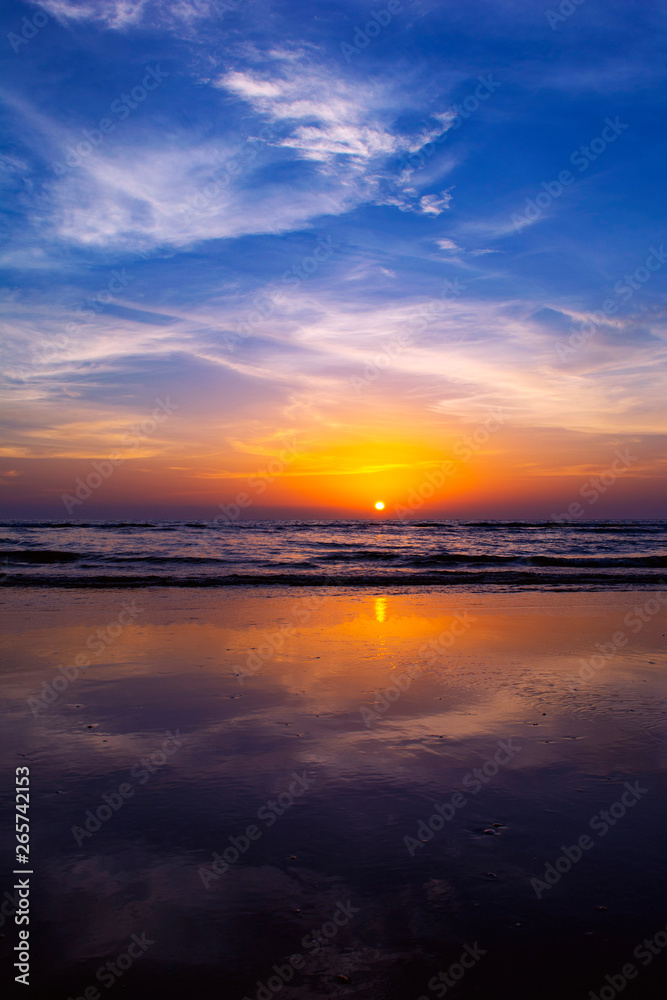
[1,587,666,998]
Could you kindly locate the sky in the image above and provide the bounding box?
[1,0,666,519]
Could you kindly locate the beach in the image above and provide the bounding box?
[2,585,666,998]
[4,0,667,992]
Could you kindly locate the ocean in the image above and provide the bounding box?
[1,518,665,588]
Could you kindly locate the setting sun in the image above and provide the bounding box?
[374,501,385,510]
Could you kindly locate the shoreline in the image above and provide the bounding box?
[2,576,667,589]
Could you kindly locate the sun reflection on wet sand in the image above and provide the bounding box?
[374,596,387,622]
[2,588,666,998]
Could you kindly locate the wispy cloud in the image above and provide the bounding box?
[33,0,226,30]
[215,55,457,215]
[35,0,148,28]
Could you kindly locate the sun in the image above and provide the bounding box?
[374,501,385,510]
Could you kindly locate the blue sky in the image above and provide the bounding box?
[1,0,666,517]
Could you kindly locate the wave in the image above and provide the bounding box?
[1,518,664,532]
[0,520,664,590]
[406,553,667,568]
[89,522,179,530]
[4,551,663,570]
[458,520,667,531]
[0,550,81,564]
[1,522,80,529]
[319,550,399,561]
[1,570,666,589]
[100,555,232,564]
[411,522,452,528]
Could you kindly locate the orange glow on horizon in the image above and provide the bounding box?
[1,409,663,518]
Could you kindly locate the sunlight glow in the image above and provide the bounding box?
[375,597,387,622]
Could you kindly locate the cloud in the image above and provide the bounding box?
[10,48,460,252]
[378,189,454,216]
[280,123,399,164]
[215,56,457,212]
[417,192,452,216]
[35,0,148,28]
[434,239,498,258]
[436,238,459,251]
[32,130,358,250]
[34,0,227,30]
[218,66,450,169]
